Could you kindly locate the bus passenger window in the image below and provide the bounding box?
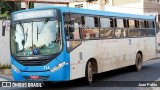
[123,19,128,28]
[149,21,155,28]
[106,30,114,38]
[139,20,145,28]
[115,29,122,38]
[100,17,114,38]
[82,16,99,39]
[144,21,149,28]
[116,19,124,28]
[129,20,135,28]
[128,19,138,37]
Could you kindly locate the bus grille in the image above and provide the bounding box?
[17,59,51,66]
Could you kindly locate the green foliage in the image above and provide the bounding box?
[0,11,10,19]
[0,64,11,69]
[0,1,21,15]
[29,2,34,9]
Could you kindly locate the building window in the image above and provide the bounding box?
[75,4,83,8]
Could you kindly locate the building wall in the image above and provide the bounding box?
[105,0,143,14]
[0,20,10,66]
[69,0,160,21]
[69,0,106,10]
[69,0,144,14]
[144,0,160,22]
[112,0,141,5]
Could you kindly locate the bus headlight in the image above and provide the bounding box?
[50,62,65,72]
[12,65,20,73]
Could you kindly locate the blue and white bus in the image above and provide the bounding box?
[10,6,156,84]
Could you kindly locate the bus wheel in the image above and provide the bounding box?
[135,53,143,71]
[85,61,93,84]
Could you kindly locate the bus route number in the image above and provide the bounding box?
[43,66,50,70]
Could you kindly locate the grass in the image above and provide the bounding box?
[0,64,11,69]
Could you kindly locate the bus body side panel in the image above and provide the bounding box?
[69,37,156,80]
[69,40,103,80]
[143,37,156,61]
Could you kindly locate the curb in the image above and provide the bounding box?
[0,74,13,81]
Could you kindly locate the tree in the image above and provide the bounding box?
[0,1,21,19]
[0,11,10,19]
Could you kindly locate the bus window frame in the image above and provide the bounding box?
[64,13,82,53]
[64,12,156,41]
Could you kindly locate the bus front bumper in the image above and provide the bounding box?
[12,66,66,81]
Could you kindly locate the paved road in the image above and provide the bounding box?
[0,78,7,81]
[1,59,160,90]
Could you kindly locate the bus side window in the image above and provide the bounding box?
[115,19,128,38]
[82,16,100,39]
[100,17,114,38]
[128,19,139,37]
[64,13,81,52]
[146,21,155,36]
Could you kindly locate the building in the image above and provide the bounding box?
[69,0,160,22]
[3,0,160,21]
[70,0,160,57]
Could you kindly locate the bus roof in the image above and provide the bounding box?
[12,6,155,20]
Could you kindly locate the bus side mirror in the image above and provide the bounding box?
[2,24,5,36]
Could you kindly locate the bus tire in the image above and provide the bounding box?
[133,53,143,71]
[85,61,93,84]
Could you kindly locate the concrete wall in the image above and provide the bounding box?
[0,20,10,66]
[105,0,143,14]
[105,2,143,14]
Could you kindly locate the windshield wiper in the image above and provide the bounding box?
[38,18,49,34]
[19,21,25,51]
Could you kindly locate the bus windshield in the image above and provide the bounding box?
[11,19,62,56]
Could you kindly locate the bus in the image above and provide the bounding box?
[10,6,156,84]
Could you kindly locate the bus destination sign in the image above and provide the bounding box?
[12,9,57,21]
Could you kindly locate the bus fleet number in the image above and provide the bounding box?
[43,66,50,70]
